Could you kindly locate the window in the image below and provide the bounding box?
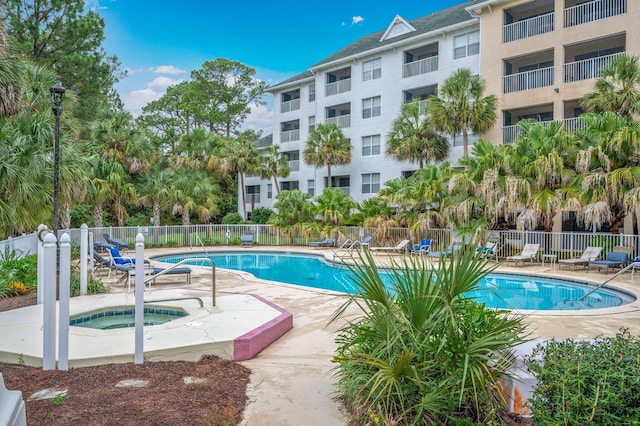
[309,116,315,133]
[309,83,316,102]
[454,30,479,59]
[281,181,299,191]
[362,135,381,156]
[307,180,315,196]
[402,170,416,178]
[362,96,381,119]
[362,58,382,81]
[267,184,272,199]
[362,173,380,194]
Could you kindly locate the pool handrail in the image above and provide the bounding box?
[144,296,204,308]
[576,261,635,301]
[145,257,216,306]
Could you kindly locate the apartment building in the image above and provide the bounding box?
[240,0,639,215]
[468,0,639,144]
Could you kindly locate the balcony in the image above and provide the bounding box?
[403,56,438,78]
[503,12,554,43]
[288,160,299,172]
[564,0,626,28]
[280,98,300,113]
[564,52,623,83]
[280,129,300,142]
[326,114,351,129]
[325,78,351,96]
[563,117,585,133]
[244,193,261,204]
[502,118,586,143]
[503,67,554,93]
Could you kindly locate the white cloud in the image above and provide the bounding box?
[148,76,183,91]
[352,15,364,25]
[124,88,162,116]
[241,103,274,136]
[153,65,187,75]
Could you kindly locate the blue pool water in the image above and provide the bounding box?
[156,252,634,311]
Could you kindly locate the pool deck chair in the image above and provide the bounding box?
[426,243,462,259]
[103,234,129,250]
[558,246,603,270]
[241,232,253,247]
[410,239,431,256]
[588,251,629,273]
[475,241,498,262]
[631,257,640,278]
[370,239,411,254]
[108,246,150,277]
[309,238,336,249]
[506,243,540,266]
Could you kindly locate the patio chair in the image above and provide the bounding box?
[506,243,540,265]
[588,251,629,272]
[241,232,253,247]
[102,234,129,250]
[350,236,373,249]
[409,239,431,256]
[631,257,640,278]
[370,239,411,254]
[558,246,603,270]
[475,241,498,262]
[92,251,112,274]
[309,238,336,249]
[108,246,149,277]
[426,242,463,259]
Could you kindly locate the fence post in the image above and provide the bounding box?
[80,224,88,295]
[42,233,57,370]
[134,233,145,364]
[36,224,47,305]
[58,233,71,371]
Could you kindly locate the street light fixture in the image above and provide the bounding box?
[50,80,66,241]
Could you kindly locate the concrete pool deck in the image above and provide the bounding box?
[3,245,640,425]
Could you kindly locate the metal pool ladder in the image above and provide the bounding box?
[576,262,635,302]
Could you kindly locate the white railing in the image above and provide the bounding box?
[503,12,554,43]
[563,117,586,133]
[280,129,300,142]
[280,98,300,113]
[564,0,626,27]
[244,193,260,204]
[502,120,554,143]
[325,78,351,96]
[503,66,554,93]
[564,52,623,83]
[403,56,438,78]
[288,160,299,171]
[326,114,351,128]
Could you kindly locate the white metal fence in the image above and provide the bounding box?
[4,225,639,262]
[564,0,626,27]
[403,56,439,78]
[503,12,554,43]
[503,66,554,93]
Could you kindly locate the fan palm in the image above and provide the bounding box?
[257,145,290,195]
[582,54,640,118]
[303,122,351,188]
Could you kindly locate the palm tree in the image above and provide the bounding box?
[228,133,259,220]
[314,188,357,226]
[268,189,314,244]
[138,165,178,227]
[303,122,351,188]
[0,42,26,118]
[427,68,497,161]
[386,100,449,168]
[582,54,640,118]
[256,145,290,195]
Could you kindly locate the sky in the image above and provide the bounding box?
[94,0,466,134]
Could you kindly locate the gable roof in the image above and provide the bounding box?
[379,15,417,42]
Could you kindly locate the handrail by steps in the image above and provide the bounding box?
[145,257,216,306]
[576,262,635,301]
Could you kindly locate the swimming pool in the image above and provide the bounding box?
[156,252,635,310]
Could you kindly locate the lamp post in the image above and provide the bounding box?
[50,80,66,241]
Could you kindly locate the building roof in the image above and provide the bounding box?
[268,0,477,91]
[255,133,273,149]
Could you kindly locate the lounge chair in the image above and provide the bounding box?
[241,232,253,247]
[426,243,462,259]
[631,257,640,278]
[588,251,629,272]
[309,238,336,248]
[506,243,540,265]
[351,236,373,249]
[409,239,431,256]
[475,241,498,262]
[370,239,411,254]
[558,246,603,270]
[93,241,115,253]
[108,246,150,277]
[125,266,193,291]
[92,251,112,274]
[103,234,129,250]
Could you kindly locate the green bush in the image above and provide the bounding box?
[251,207,274,224]
[0,249,37,298]
[527,328,640,425]
[331,248,527,424]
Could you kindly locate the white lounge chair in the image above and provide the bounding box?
[370,239,411,254]
[506,243,540,265]
[558,246,603,270]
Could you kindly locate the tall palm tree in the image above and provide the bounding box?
[228,133,259,220]
[314,188,357,226]
[0,41,26,118]
[386,100,449,168]
[257,145,290,195]
[303,122,351,188]
[268,189,314,244]
[138,165,178,227]
[582,54,640,118]
[427,68,497,161]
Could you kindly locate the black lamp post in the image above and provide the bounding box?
[50,80,66,241]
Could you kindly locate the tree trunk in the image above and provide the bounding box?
[94,203,103,229]
[60,202,71,229]
[327,163,332,188]
[240,172,247,220]
[182,210,190,245]
[462,128,469,170]
[273,174,281,194]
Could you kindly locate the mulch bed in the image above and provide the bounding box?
[0,294,251,426]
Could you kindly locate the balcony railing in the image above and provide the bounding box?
[280,129,300,142]
[280,98,300,113]
[563,117,586,133]
[564,0,626,28]
[564,52,623,83]
[326,114,351,128]
[502,118,587,143]
[503,66,554,93]
[325,78,351,96]
[288,160,299,171]
[244,193,261,204]
[503,12,554,43]
[403,56,438,78]
[335,186,350,195]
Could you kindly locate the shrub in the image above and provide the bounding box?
[0,249,37,298]
[331,248,527,424]
[250,207,274,224]
[221,213,244,224]
[527,328,640,425]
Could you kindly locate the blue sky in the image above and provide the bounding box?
[94,0,466,133]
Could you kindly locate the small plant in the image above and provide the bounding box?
[527,328,640,425]
[9,280,30,295]
[17,354,24,365]
[50,394,67,405]
[202,404,236,426]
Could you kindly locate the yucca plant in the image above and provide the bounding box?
[331,245,527,424]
